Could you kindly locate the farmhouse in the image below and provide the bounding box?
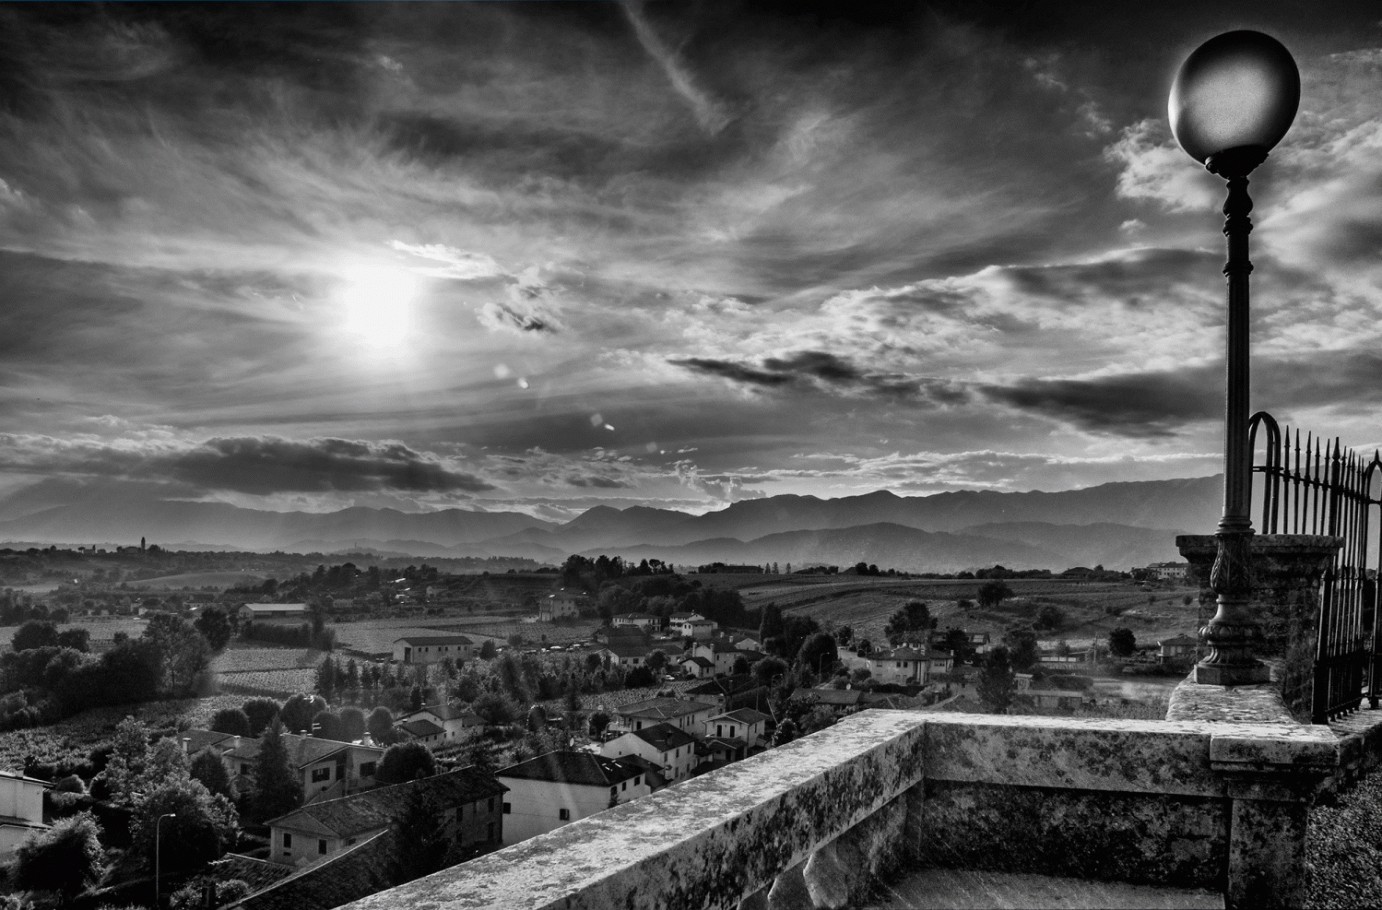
[393,635,474,664]
[238,603,309,622]
[539,592,580,622]
[399,704,484,742]
[218,731,385,803]
[266,767,506,866]
[612,697,716,735]
[612,612,659,631]
[866,645,954,685]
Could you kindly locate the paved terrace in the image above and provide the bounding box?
[339,688,1349,910]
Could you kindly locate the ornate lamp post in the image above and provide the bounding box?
[1169,31,1299,685]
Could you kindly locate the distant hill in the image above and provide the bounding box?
[0,475,1223,570]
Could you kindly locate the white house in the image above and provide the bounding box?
[496,751,650,845]
[0,772,47,855]
[677,616,718,640]
[612,697,717,735]
[1159,634,1199,662]
[393,635,474,664]
[867,645,953,685]
[539,592,580,622]
[601,723,699,783]
[692,642,738,676]
[597,641,649,669]
[703,708,771,749]
[399,704,484,742]
[613,612,659,631]
[679,655,716,679]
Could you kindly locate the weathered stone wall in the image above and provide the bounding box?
[337,710,1339,910]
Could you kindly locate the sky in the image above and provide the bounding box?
[1,0,1380,523]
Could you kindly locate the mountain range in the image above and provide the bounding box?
[0,476,1224,571]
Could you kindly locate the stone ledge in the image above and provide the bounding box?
[923,713,1337,798]
[1166,675,1297,725]
[338,710,929,910]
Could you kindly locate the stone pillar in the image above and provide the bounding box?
[1178,534,1341,719]
[1210,729,1335,910]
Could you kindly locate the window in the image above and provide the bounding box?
[487,821,495,841]
[503,802,512,814]
[610,787,618,799]
[456,807,463,824]
[240,763,249,775]
[282,833,293,848]
[635,775,641,786]
[360,762,377,777]
[622,781,627,791]
[559,808,571,820]
[318,839,327,855]
[716,724,723,737]
[311,767,331,783]
[488,797,494,813]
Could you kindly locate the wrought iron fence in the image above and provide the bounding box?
[1249,411,1382,723]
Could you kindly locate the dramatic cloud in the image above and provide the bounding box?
[0,3,1379,519]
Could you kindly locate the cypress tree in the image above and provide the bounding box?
[251,720,302,821]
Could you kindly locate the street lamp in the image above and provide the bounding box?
[155,812,176,909]
[1169,31,1299,685]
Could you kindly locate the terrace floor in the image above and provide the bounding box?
[865,868,1224,909]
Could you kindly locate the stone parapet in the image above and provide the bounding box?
[337,710,1339,910]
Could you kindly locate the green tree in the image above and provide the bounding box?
[339,706,367,742]
[1109,627,1137,657]
[281,693,327,734]
[190,747,233,800]
[241,698,281,736]
[771,718,799,747]
[480,639,498,660]
[141,613,211,695]
[209,707,251,737]
[376,742,436,785]
[101,716,151,807]
[366,706,395,743]
[753,656,789,688]
[314,656,338,701]
[250,721,302,822]
[311,709,343,740]
[796,632,839,679]
[978,646,1017,715]
[977,580,1014,609]
[131,777,239,870]
[193,608,232,652]
[14,811,105,905]
[588,710,610,739]
[389,781,449,885]
[56,628,91,652]
[1035,604,1065,631]
[12,620,58,653]
[646,649,668,674]
[1003,625,1039,672]
[884,601,934,645]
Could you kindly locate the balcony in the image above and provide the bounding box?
[338,689,1347,910]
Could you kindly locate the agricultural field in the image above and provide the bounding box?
[739,577,1203,650]
[126,570,268,590]
[215,668,318,699]
[0,616,148,654]
[0,695,249,772]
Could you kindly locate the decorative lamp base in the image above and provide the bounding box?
[1194,660,1271,686]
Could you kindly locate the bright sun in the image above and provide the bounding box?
[336,263,422,348]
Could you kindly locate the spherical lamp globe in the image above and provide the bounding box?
[1168,30,1299,171]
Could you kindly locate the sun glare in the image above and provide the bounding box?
[336,263,422,349]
